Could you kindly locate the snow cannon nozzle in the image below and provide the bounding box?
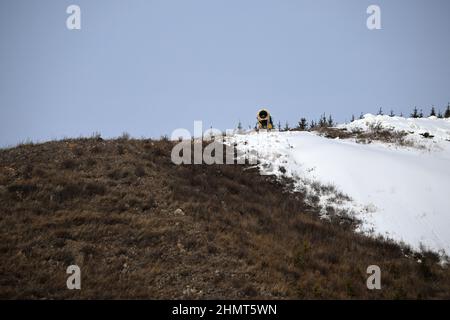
[257,108,273,130]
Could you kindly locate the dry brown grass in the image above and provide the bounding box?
[0,137,449,299]
[313,126,416,147]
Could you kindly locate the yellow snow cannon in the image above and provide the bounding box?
[257,108,274,130]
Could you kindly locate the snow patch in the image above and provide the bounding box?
[227,117,450,259]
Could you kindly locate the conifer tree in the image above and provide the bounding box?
[445,104,450,118]
[411,107,419,118]
[430,106,436,117]
[319,113,327,127]
[327,115,334,127]
[237,121,243,130]
[298,118,308,131]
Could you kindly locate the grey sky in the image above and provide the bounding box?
[1,0,449,147]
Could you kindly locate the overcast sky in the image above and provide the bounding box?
[1,0,449,146]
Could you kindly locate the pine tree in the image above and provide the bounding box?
[359,113,364,120]
[277,121,282,131]
[445,104,450,118]
[327,115,334,127]
[377,107,383,115]
[411,107,419,118]
[351,114,355,122]
[319,113,327,127]
[419,109,424,118]
[400,112,404,117]
[284,121,290,131]
[430,106,436,117]
[237,121,243,131]
[310,120,316,129]
[389,110,395,117]
[437,110,443,118]
[298,118,308,131]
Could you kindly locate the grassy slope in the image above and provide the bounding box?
[0,137,449,299]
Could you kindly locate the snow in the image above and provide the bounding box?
[341,114,450,142]
[227,115,450,258]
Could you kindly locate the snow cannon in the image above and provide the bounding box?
[257,108,273,130]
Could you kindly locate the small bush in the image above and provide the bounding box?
[54,183,84,202]
[134,166,146,177]
[61,159,78,170]
[7,183,38,196]
[84,182,107,196]
[117,144,126,155]
[120,132,130,140]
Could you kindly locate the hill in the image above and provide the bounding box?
[1,136,450,299]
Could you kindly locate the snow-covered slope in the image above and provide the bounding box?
[228,116,450,257]
[341,114,450,142]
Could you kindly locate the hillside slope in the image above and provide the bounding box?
[229,126,450,256]
[1,137,450,299]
